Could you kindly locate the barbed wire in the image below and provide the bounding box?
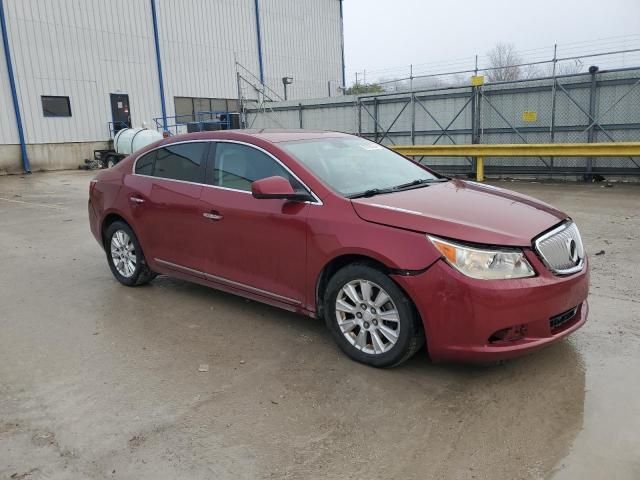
[347,34,640,87]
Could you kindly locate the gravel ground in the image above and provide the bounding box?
[1,171,639,480]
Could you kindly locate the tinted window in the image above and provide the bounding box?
[211,143,300,191]
[135,151,155,175]
[153,143,207,183]
[42,96,71,117]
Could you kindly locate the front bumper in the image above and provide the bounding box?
[393,251,589,363]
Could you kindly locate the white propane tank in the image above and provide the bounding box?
[113,128,163,155]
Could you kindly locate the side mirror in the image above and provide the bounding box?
[251,176,312,202]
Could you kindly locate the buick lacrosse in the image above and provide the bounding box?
[89,130,588,367]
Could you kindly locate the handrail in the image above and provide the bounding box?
[391,142,640,157]
[390,142,640,181]
[152,111,233,136]
[108,121,130,139]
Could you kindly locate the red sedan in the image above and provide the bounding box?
[89,130,589,367]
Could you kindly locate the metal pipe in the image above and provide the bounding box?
[253,0,265,84]
[357,98,362,136]
[338,0,346,89]
[150,0,167,132]
[470,85,478,175]
[410,64,415,145]
[550,44,558,170]
[236,70,246,129]
[391,142,640,157]
[586,66,599,180]
[373,97,378,142]
[476,157,484,182]
[0,0,30,172]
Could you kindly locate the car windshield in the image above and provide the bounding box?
[280,137,443,198]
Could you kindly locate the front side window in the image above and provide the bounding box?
[280,137,441,197]
[211,143,300,192]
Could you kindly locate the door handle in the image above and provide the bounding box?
[203,211,223,221]
[130,196,145,204]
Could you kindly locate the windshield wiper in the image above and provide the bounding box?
[348,178,448,199]
[348,187,394,199]
[392,178,448,191]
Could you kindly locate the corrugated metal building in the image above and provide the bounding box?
[0,0,345,174]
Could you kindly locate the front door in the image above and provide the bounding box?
[199,141,310,305]
[110,94,131,133]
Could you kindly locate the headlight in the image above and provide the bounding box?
[427,235,535,280]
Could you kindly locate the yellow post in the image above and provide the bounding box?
[476,157,484,182]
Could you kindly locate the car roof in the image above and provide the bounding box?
[243,129,351,143]
[159,129,352,145]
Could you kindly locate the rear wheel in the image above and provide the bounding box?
[105,221,156,286]
[323,263,424,368]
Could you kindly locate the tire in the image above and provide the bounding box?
[323,263,425,368]
[104,221,156,286]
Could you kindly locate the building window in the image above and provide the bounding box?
[174,97,239,123]
[42,96,71,117]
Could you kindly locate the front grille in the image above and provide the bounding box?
[550,306,578,331]
[534,221,585,275]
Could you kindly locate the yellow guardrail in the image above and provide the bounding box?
[391,142,640,182]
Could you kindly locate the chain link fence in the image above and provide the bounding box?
[244,66,640,179]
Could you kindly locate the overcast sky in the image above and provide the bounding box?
[342,0,640,83]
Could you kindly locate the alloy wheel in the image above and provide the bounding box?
[110,230,137,278]
[335,279,401,354]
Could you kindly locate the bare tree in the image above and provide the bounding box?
[556,59,584,76]
[486,42,522,82]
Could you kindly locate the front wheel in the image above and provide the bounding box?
[324,263,424,368]
[105,221,156,286]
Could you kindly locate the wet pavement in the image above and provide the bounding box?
[1,171,639,480]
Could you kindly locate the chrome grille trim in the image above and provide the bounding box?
[534,221,585,275]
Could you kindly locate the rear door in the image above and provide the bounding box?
[110,94,131,133]
[199,141,311,305]
[127,142,209,272]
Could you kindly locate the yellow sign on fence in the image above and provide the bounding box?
[522,111,538,122]
[470,75,485,86]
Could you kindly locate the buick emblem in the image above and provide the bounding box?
[566,238,579,264]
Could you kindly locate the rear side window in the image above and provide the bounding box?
[141,142,207,183]
[210,142,300,191]
[135,151,156,175]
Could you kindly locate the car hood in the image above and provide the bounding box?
[350,180,567,246]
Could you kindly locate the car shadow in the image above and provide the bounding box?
[100,274,586,478]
